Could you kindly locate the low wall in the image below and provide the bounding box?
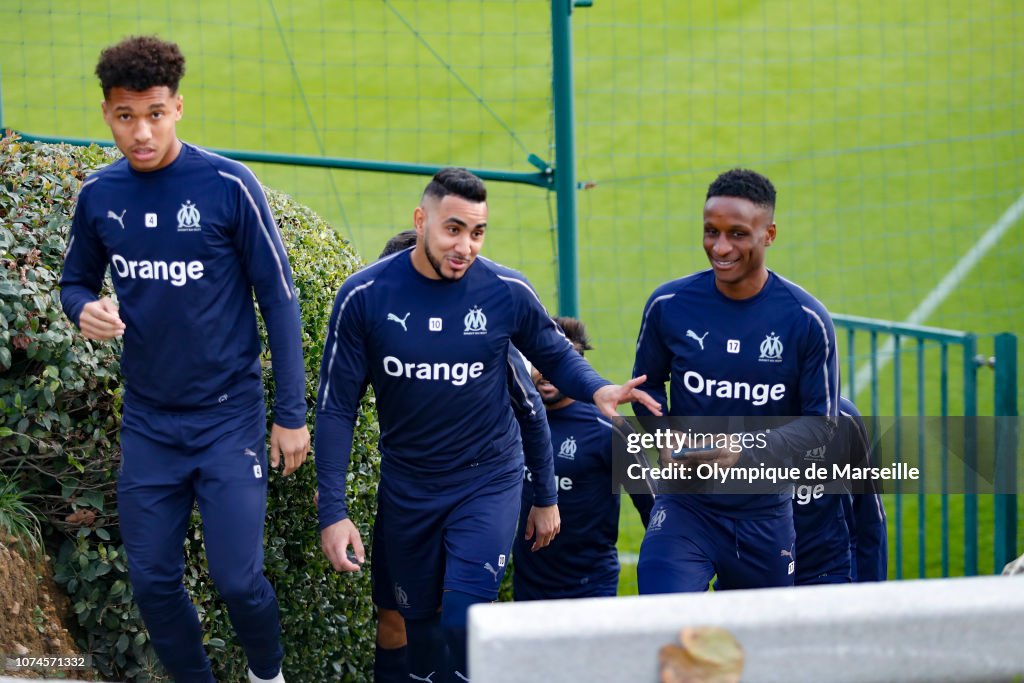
[469,575,1024,682]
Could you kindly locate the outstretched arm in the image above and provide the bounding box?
[594,376,662,418]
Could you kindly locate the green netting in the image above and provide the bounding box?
[2,0,1020,404]
[572,1,1023,401]
[0,0,560,302]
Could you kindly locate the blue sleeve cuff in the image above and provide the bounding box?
[314,410,355,529]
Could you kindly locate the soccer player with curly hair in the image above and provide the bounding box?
[60,36,308,683]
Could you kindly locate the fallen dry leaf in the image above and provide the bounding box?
[658,626,744,683]
[65,509,96,526]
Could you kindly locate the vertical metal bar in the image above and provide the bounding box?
[940,342,950,577]
[993,333,1018,572]
[870,332,879,418]
[917,338,926,577]
[868,331,890,576]
[847,328,856,398]
[963,336,978,576]
[551,0,579,317]
[893,335,903,578]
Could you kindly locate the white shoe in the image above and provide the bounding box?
[247,668,285,683]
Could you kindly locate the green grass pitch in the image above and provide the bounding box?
[2,0,1021,586]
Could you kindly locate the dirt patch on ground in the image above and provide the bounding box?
[0,540,93,680]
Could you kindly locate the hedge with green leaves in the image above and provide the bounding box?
[0,136,380,681]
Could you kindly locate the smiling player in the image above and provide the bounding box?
[632,168,839,594]
[315,167,661,682]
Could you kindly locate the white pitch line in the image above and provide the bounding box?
[849,190,1024,395]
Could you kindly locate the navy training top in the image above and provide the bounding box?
[794,397,888,582]
[633,269,839,517]
[315,251,609,527]
[60,142,306,426]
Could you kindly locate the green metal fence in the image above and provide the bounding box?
[834,314,1019,578]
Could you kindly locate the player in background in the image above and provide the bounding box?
[633,168,839,594]
[792,396,888,584]
[59,36,308,683]
[315,168,660,682]
[513,317,655,601]
[840,399,888,582]
[368,231,556,682]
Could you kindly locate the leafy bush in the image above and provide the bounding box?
[53,533,163,679]
[189,187,381,682]
[1,136,380,681]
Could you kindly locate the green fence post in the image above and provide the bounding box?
[963,336,979,575]
[940,343,950,577]
[551,0,579,317]
[893,335,904,578]
[993,333,1019,572]
[916,339,927,578]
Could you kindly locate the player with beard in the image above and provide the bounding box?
[315,168,661,682]
[513,317,654,601]
[366,230,557,682]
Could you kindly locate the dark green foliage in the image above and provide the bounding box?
[53,534,165,680]
[1,136,380,681]
[0,138,122,534]
[191,187,381,683]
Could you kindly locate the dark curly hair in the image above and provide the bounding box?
[552,316,593,356]
[706,168,776,209]
[421,167,487,204]
[95,36,186,98]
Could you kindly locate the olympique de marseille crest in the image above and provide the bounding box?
[176,200,202,232]
[463,306,487,335]
[759,332,783,363]
[557,436,577,460]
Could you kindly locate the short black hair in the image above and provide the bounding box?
[96,36,186,99]
[422,167,487,204]
[379,229,417,259]
[553,316,593,355]
[706,168,776,209]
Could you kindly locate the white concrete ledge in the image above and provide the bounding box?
[469,575,1024,682]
